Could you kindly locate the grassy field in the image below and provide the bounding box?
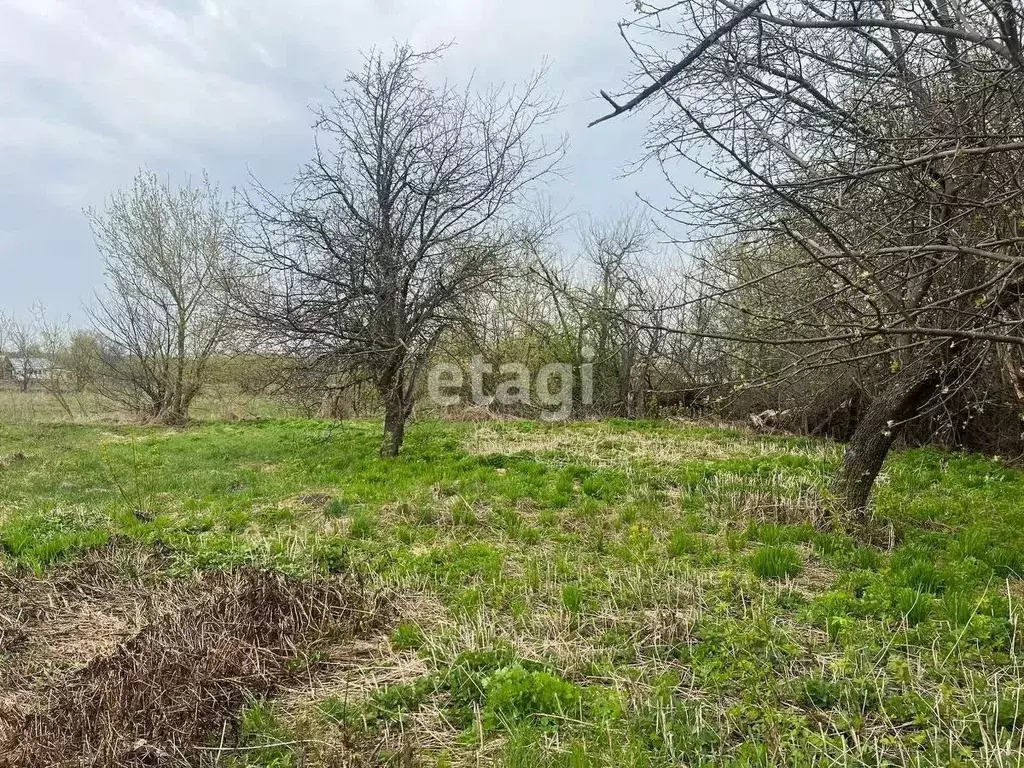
[1,412,1024,766]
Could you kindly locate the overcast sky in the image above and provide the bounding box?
[1,0,677,322]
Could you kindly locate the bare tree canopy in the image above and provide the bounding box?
[238,43,563,456]
[594,0,1024,515]
[88,171,235,425]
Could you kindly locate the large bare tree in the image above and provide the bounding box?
[595,0,1024,516]
[239,44,562,456]
[88,171,235,425]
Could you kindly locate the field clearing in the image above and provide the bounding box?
[1,414,1024,766]
[0,384,298,426]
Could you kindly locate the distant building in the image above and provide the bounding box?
[7,357,53,384]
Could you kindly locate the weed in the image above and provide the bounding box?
[483,666,583,732]
[347,509,376,540]
[667,527,708,558]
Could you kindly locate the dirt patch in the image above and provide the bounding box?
[0,558,386,767]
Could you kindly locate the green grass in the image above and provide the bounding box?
[749,544,803,580]
[3,415,1024,765]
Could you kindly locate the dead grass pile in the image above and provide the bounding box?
[0,544,162,698]
[3,568,386,767]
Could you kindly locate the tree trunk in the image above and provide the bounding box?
[625,361,647,420]
[380,398,407,458]
[832,365,939,518]
[171,307,188,424]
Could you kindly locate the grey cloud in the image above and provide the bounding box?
[0,0,670,319]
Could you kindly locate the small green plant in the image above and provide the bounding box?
[812,532,850,559]
[667,527,707,558]
[952,528,989,560]
[988,547,1023,578]
[750,545,803,580]
[391,621,425,651]
[792,675,840,709]
[896,588,933,625]
[561,583,585,614]
[319,697,362,730]
[942,590,975,627]
[314,537,349,573]
[749,521,788,545]
[236,701,296,766]
[897,557,944,593]
[482,665,583,732]
[851,546,880,570]
[495,507,524,538]
[452,502,478,527]
[416,505,438,525]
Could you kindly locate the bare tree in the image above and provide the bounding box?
[88,171,235,425]
[31,308,76,418]
[594,0,1024,516]
[7,314,40,393]
[238,44,562,456]
[578,214,680,418]
[63,331,102,394]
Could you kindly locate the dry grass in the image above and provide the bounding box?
[464,423,839,467]
[0,545,161,731]
[0,560,386,767]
